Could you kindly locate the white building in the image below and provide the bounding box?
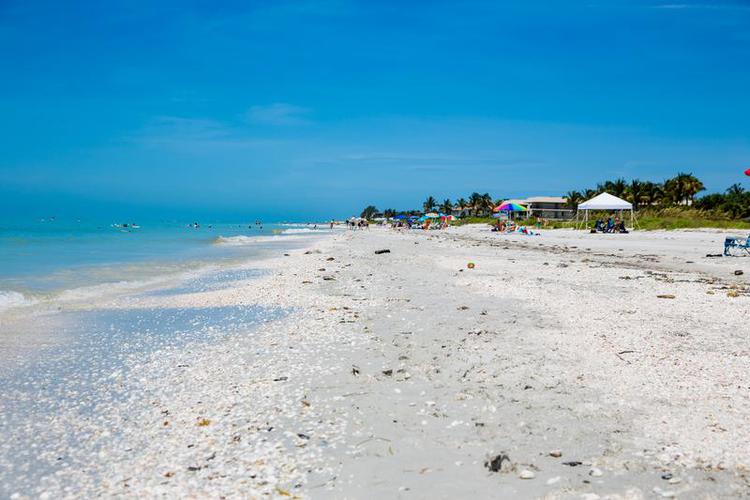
[523,196,572,220]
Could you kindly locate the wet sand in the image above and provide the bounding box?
[1,226,749,498]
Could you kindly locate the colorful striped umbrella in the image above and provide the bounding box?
[493,202,527,212]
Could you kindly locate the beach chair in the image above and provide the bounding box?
[724,234,750,256]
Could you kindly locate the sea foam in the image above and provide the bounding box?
[0,290,36,312]
[213,235,283,246]
[281,228,321,234]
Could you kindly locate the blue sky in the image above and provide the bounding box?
[1,0,749,220]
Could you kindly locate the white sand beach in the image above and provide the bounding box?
[2,226,749,498]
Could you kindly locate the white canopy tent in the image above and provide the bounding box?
[576,192,635,229]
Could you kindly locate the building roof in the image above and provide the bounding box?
[578,192,632,210]
[524,196,567,204]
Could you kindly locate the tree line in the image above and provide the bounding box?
[566,172,749,218]
[360,192,499,219]
[360,172,748,220]
[565,173,705,211]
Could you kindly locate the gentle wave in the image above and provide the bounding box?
[213,235,284,246]
[281,228,321,234]
[0,290,37,312]
[56,280,149,302]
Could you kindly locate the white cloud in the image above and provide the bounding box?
[245,103,312,126]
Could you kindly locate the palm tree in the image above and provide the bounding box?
[666,173,705,205]
[626,179,644,210]
[383,208,396,218]
[610,178,627,198]
[680,173,705,204]
[455,197,468,218]
[469,192,483,216]
[439,198,453,214]
[565,191,583,211]
[584,189,597,200]
[726,183,745,197]
[480,193,494,216]
[663,177,685,204]
[423,196,437,213]
[360,205,378,219]
[641,181,663,208]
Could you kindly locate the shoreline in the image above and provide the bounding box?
[1,225,749,497]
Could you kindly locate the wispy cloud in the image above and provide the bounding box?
[245,103,312,126]
[653,3,750,10]
[129,115,283,150]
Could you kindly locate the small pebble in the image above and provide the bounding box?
[546,476,561,485]
[589,467,603,477]
[519,469,535,479]
[549,449,562,458]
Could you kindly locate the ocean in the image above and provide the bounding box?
[0,217,332,494]
[0,218,328,312]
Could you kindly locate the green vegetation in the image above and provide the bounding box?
[359,172,749,230]
[422,196,437,212]
[359,205,379,219]
[566,172,707,211]
[635,208,750,230]
[542,208,750,231]
[562,173,749,230]
[693,184,750,219]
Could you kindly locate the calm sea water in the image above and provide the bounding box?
[0,218,335,495]
[0,218,327,310]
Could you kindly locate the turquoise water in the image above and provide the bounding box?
[0,218,326,494]
[0,218,326,308]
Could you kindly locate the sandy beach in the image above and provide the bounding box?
[2,225,749,498]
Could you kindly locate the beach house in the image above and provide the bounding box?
[524,196,572,220]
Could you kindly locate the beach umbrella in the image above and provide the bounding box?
[493,202,527,212]
[425,212,439,218]
[745,168,750,176]
[393,214,408,219]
